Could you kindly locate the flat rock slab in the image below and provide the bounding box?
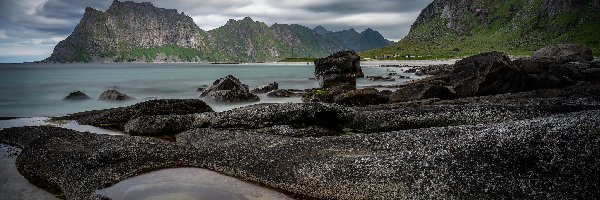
[2,108,600,199]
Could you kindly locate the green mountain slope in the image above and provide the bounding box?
[362,0,600,59]
[44,0,392,63]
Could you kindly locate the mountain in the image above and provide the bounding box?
[363,0,600,59]
[44,0,392,63]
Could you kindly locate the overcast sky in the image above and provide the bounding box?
[0,0,433,63]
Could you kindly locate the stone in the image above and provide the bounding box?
[98,90,134,101]
[314,50,363,88]
[63,91,91,100]
[267,89,303,97]
[301,86,352,103]
[450,52,525,97]
[390,80,455,103]
[334,88,390,107]
[251,82,278,93]
[124,114,195,136]
[366,76,395,81]
[532,44,593,63]
[57,99,214,129]
[201,75,260,102]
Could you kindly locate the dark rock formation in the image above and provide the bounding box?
[124,114,194,136]
[63,91,91,100]
[57,99,213,129]
[302,86,352,103]
[390,80,455,103]
[251,82,278,93]
[366,76,395,81]
[532,44,593,63]
[267,89,304,97]
[334,88,389,107]
[98,90,134,101]
[450,52,525,97]
[314,51,363,88]
[201,75,260,102]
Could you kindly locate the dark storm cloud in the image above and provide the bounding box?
[0,0,434,62]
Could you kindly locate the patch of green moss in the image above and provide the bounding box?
[302,89,327,99]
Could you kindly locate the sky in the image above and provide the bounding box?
[0,0,434,63]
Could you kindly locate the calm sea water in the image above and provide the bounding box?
[0,62,417,117]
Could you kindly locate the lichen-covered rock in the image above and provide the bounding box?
[450,52,525,97]
[267,89,303,97]
[390,80,455,102]
[63,91,91,100]
[201,75,260,102]
[57,99,213,129]
[251,82,278,93]
[124,114,195,136]
[314,50,362,88]
[98,90,134,101]
[334,88,389,107]
[532,44,593,63]
[301,86,352,103]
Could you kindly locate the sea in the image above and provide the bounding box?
[0,62,425,117]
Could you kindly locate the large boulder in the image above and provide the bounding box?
[57,99,214,129]
[201,75,259,102]
[63,91,91,100]
[390,80,455,103]
[124,114,195,136]
[334,88,390,107]
[251,82,278,93]
[532,44,593,63]
[513,58,578,90]
[314,50,363,88]
[302,86,352,103]
[450,52,525,97]
[98,90,134,101]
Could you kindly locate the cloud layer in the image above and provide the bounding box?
[0,0,433,63]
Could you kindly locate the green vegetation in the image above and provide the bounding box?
[73,46,91,62]
[362,0,600,60]
[302,89,326,99]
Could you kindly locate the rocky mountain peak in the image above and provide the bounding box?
[314,25,330,35]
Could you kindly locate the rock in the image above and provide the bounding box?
[334,88,390,107]
[404,68,417,73]
[196,85,208,92]
[301,86,352,103]
[314,50,363,88]
[98,90,134,101]
[513,58,579,90]
[63,91,91,100]
[390,80,456,103]
[193,102,354,131]
[251,82,278,93]
[124,114,195,136]
[532,44,593,63]
[366,76,395,81]
[201,75,260,102]
[267,89,303,97]
[57,99,214,129]
[450,52,525,97]
[414,64,453,76]
[582,68,600,81]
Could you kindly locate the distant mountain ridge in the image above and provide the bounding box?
[363,0,600,59]
[44,0,392,63]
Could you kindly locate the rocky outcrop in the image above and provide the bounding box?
[450,52,525,97]
[334,88,389,107]
[390,79,455,103]
[200,75,260,102]
[301,86,352,103]
[532,44,593,63]
[267,89,304,97]
[63,91,91,100]
[366,76,395,81]
[57,99,213,129]
[98,90,134,101]
[314,51,363,88]
[251,82,278,93]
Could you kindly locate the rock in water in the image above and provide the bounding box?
[314,50,363,88]
[450,52,524,97]
[63,91,91,100]
[98,90,134,101]
[251,82,279,93]
[533,44,593,63]
[201,75,260,102]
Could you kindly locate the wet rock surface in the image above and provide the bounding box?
[98,90,134,101]
[334,88,389,107]
[251,82,278,93]
[63,91,91,100]
[201,75,260,102]
[267,89,304,97]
